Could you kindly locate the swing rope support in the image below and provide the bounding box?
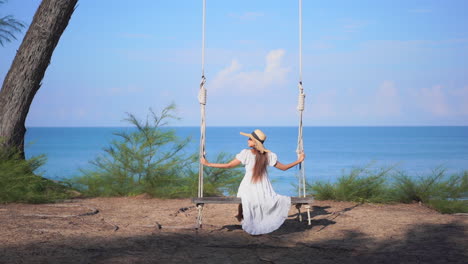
[296,0,311,224]
[196,0,208,228]
[194,0,313,229]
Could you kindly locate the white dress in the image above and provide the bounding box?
[236,149,291,235]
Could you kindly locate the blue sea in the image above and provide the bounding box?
[25,127,468,196]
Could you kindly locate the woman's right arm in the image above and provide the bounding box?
[274,153,305,171]
[200,157,241,169]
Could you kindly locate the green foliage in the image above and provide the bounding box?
[0,144,70,203]
[308,182,335,200]
[160,153,243,198]
[71,104,243,198]
[198,153,243,196]
[334,166,393,203]
[0,0,26,46]
[390,169,468,213]
[427,199,468,214]
[72,104,189,197]
[308,165,393,203]
[308,166,468,214]
[390,168,468,202]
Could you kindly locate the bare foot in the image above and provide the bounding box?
[235,214,243,222]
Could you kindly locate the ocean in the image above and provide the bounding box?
[25,126,468,196]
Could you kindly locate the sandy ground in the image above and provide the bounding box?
[0,197,467,264]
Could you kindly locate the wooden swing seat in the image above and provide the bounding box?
[192,196,313,204]
[192,196,314,228]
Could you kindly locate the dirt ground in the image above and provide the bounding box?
[0,197,467,264]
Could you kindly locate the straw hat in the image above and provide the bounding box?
[240,129,270,153]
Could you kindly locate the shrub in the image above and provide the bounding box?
[307,165,393,203]
[308,182,335,200]
[427,199,468,214]
[390,168,467,202]
[390,169,468,213]
[0,144,70,203]
[72,104,191,197]
[71,104,244,198]
[307,165,468,214]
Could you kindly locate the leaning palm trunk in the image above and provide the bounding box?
[0,0,78,157]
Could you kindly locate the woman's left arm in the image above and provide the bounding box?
[274,153,305,171]
[200,157,241,169]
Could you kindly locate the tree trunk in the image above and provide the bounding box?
[0,0,78,158]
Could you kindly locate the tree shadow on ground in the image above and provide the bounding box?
[220,204,341,234]
[5,203,465,263]
[1,202,466,263]
[1,220,466,263]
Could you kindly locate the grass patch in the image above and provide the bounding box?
[0,144,71,203]
[308,166,468,214]
[427,199,468,214]
[308,165,394,203]
[390,169,468,213]
[390,168,467,202]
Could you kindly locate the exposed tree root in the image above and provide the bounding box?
[19,204,99,218]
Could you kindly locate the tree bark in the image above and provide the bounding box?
[0,0,78,157]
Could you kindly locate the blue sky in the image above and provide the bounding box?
[1,0,467,126]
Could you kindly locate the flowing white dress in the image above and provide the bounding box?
[236,149,291,235]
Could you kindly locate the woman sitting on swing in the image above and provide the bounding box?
[201,129,305,235]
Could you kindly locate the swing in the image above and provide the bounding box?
[193,0,313,229]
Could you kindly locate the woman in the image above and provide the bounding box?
[200,129,305,235]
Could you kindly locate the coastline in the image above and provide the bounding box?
[25,126,468,196]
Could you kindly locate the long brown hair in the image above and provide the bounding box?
[251,149,269,183]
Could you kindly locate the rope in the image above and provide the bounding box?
[297,83,305,111]
[198,0,207,198]
[198,77,207,105]
[199,79,206,198]
[201,0,206,77]
[296,106,306,197]
[299,0,302,82]
[296,0,306,198]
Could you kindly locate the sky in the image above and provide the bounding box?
[0,0,467,127]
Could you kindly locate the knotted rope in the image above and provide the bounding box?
[296,82,306,197]
[198,77,207,105]
[297,86,305,111]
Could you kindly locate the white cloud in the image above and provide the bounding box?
[373,81,401,116]
[159,90,173,97]
[210,49,290,95]
[345,81,401,119]
[310,41,334,50]
[214,59,241,83]
[305,82,401,121]
[108,85,144,95]
[229,12,264,21]
[449,86,468,115]
[409,9,432,13]
[342,20,368,33]
[57,108,67,120]
[74,108,88,119]
[120,33,153,39]
[417,85,451,116]
[237,39,257,45]
[309,89,337,118]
